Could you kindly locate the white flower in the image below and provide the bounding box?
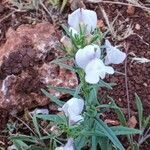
[75,45,114,84]
[58,98,84,125]
[105,39,126,65]
[75,44,101,69]
[55,138,74,150]
[85,58,114,84]
[68,8,97,33]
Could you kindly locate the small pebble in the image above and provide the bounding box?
[143,83,148,87]
[135,23,141,30]
[127,5,135,15]
[97,19,105,30]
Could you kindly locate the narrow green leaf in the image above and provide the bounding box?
[47,85,76,96]
[91,136,97,150]
[74,83,82,98]
[88,87,98,105]
[35,114,66,124]
[13,140,30,150]
[94,79,116,90]
[74,136,87,150]
[11,135,37,143]
[95,119,125,150]
[41,89,64,107]
[32,115,41,138]
[108,96,127,126]
[99,137,113,150]
[52,61,76,72]
[135,93,143,129]
[50,56,72,64]
[143,116,150,129]
[61,24,70,36]
[110,126,142,135]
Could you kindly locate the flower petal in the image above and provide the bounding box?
[104,66,114,75]
[55,138,74,150]
[68,8,82,32]
[69,115,84,125]
[64,138,74,150]
[68,8,97,33]
[75,44,101,69]
[85,58,104,84]
[81,9,97,33]
[55,147,64,150]
[59,98,84,117]
[67,98,84,116]
[105,40,126,65]
[85,72,100,84]
[85,58,114,83]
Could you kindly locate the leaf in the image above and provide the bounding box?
[74,83,82,98]
[61,24,71,37]
[98,137,113,150]
[32,115,41,138]
[52,61,76,72]
[11,135,37,143]
[94,79,116,90]
[110,126,142,135]
[108,96,127,126]
[88,87,98,105]
[143,116,150,129]
[47,85,76,96]
[35,114,66,124]
[95,119,125,150]
[135,93,143,129]
[41,89,65,107]
[50,56,72,64]
[91,136,98,150]
[12,139,30,150]
[74,136,87,150]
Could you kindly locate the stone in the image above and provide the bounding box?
[135,23,141,30]
[127,5,135,15]
[0,22,78,112]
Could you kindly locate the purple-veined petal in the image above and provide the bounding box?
[75,44,101,69]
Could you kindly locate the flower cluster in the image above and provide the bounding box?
[62,8,126,84]
[57,8,127,149]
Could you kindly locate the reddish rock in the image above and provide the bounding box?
[0,22,78,112]
[127,5,135,15]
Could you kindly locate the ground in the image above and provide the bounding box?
[0,0,149,149]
